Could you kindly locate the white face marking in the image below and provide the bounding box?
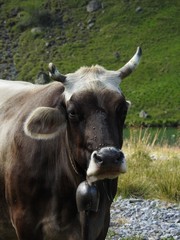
[86,151,99,179]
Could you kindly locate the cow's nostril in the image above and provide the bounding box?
[114,151,125,164]
[114,157,121,164]
[94,153,103,165]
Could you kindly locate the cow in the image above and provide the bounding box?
[0,47,142,240]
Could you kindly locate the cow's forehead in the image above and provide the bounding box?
[64,65,122,100]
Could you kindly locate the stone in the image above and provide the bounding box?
[31,27,42,34]
[87,22,95,29]
[129,198,144,203]
[106,197,180,239]
[35,72,50,84]
[139,110,149,118]
[86,0,102,13]
[136,6,143,13]
[9,7,20,18]
[114,51,120,59]
[45,40,56,48]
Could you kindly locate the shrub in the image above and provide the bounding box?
[17,9,52,31]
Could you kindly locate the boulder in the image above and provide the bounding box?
[136,6,143,13]
[31,27,42,34]
[139,110,149,119]
[35,72,50,84]
[86,0,102,13]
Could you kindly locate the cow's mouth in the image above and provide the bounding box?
[87,170,121,183]
[86,147,126,183]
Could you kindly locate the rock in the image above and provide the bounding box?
[45,40,56,48]
[106,197,180,240]
[9,7,20,18]
[45,42,50,47]
[136,6,143,13]
[129,198,144,203]
[31,27,42,34]
[87,22,95,29]
[139,110,149,118]
[0,20,17,80]
[114,51,120,59]
[77,22,85,30]
[35,72,50,84]
[87,17,96,29]
[86,0,102,13]
[87,17,96,24]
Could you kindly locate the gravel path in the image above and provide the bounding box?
[106,197,180,240]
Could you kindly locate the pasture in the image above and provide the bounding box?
[118,128,180,203]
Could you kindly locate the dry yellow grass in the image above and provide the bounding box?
[118,128,180,202]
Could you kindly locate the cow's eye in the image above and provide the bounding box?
[68,110,77,119]
[67,102,82,122]
[67,108,81,122]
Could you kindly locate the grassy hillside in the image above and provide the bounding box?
[0,0,179,126]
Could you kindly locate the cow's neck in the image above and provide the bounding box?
[64,132,86,181]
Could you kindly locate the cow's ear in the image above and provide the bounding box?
[24,107,66,140]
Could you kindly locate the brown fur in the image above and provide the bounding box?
[0,75,128,239]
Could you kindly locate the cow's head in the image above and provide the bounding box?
[24,47,142,182]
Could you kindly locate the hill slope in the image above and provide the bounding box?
[0,0,179,126]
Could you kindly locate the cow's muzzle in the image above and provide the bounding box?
[87,147,126,183]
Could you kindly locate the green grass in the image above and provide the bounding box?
[0,0,179,126]
[118,128,180,202]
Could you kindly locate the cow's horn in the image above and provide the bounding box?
[118,47,142,79]
[48,62,66,82]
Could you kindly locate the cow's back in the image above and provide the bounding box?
[0,80,34,107]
